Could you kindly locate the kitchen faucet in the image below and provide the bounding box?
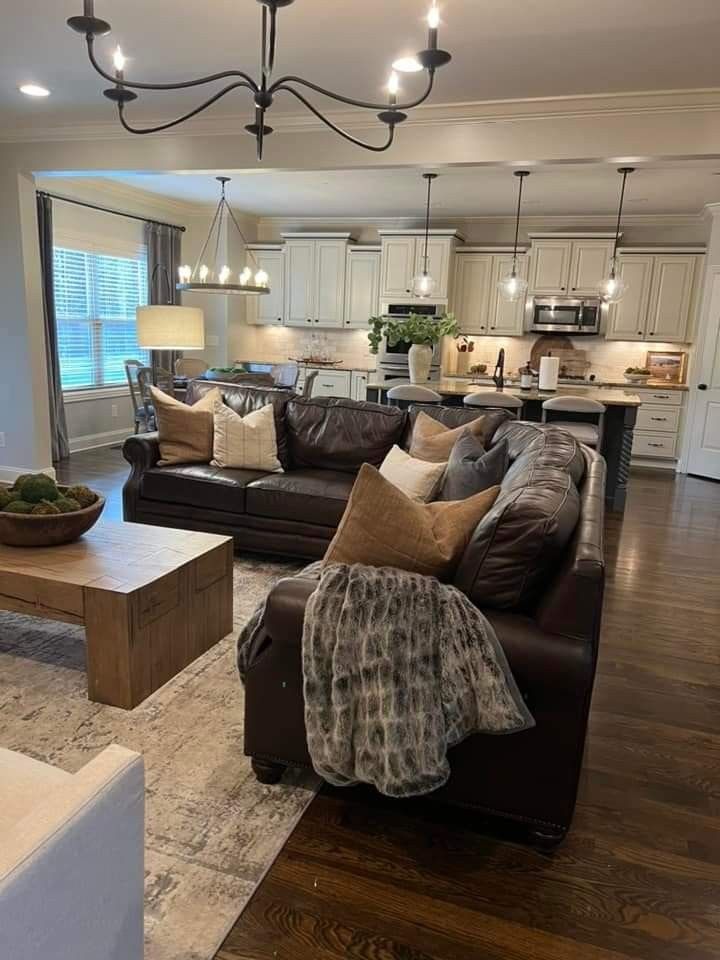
[493,348,505,391]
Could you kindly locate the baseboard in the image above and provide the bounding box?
[0,464,56,484]
[69,427,132,454]
[630,457,678,472]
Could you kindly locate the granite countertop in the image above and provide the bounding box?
[367,378,643,406]
[446,374,688,392]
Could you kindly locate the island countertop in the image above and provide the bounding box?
[367,379,643,407]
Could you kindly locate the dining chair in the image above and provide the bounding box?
[387,384,443,410]
[463,392,524,418]
[174,357,208,378]
[125,359,151,434]
[541,395,606,448]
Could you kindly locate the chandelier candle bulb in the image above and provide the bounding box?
[388,71,400,105]
[112,45,125,81]
[427,5,440,47]
[199,265,209,282]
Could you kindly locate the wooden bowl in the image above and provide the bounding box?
[0,491,105,547]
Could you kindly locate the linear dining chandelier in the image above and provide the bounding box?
[66,0,452,161]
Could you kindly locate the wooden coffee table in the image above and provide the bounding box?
[0,521,234,709]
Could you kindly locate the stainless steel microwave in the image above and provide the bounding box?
[529,297,601,336]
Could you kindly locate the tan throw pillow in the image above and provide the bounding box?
[211,399,282,472]
[151,386,221,466]
[324,463,500,580]
[410,410,492,463]
[378,444,446,502]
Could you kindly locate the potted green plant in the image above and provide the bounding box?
[368,312,458,383]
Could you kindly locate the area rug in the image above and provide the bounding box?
[0,555,318,960]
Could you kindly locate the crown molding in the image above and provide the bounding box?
[4,88,720,143]
[258,212,705,229]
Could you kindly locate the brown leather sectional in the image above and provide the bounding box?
[122,381,606,844]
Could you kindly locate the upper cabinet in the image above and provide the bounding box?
[606,252,700,342]
[529,237,614,296]
[343,247,380,329]
[245,245,285,326]
[378,230,461,301]
[451,251,528,336]
[282,233,352,328]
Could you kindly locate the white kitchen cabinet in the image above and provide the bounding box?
[488,254,529,336]
[452,253,528,336]
[283,235,351,328]
[343,248,380,329]
[380,237,417,298]
[605,255,654,340]
[631,387,686,463]
[529,241,572,295]
[413,238,453,300]
[569,240,613,295]
[351,369,369,401]
[378,231,459,301]
[245,246,285,326]
[646,255,696,343]
[529,238,614,296]
[304,368,352,398]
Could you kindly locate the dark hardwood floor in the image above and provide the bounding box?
[61,448,720,960]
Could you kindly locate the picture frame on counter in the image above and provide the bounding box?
[645,350,687,385]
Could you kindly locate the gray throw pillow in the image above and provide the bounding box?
[438,435,509,501]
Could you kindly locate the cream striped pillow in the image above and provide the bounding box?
[211,399,282,472]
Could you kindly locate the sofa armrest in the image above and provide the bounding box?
[253,576,318,660]
[122,432,160,521]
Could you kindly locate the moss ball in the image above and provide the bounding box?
[3,500,34,514]
[10,473,37,494]
[55,497,82,514]
[19,475,60,504]
[31,500,61,516]
[0,489,13,510]
[64,485,97,508]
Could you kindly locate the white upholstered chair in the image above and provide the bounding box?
[541,395,606,448]
[0,744,145,960]
[175,356,209,378]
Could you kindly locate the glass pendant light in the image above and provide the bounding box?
[412,172,438,298]
[498,170,530,303]
[598,166,635,304]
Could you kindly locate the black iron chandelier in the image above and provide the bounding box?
[66,0,452,161]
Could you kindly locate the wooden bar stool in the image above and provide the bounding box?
[541,395,606,448]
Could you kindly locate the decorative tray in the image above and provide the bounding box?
[289,357,344,366]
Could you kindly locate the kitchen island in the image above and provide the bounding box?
[366,380,642,512]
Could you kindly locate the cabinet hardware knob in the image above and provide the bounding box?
[650,417,667,421]
[648,443,663,448]
[698,383,708,391]
[490,325,495,330]
[306,318,312,323]
[649,331,655,336]
[638,331,643,335]
[571,287,576,291]
[561,286,566,290]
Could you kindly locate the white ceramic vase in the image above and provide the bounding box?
[408,343,433,384]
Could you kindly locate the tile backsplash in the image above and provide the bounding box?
[231,324,377,369]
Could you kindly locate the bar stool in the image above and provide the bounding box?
[387,384,442,410]
[463,392,524,419]
[541,396,606,448]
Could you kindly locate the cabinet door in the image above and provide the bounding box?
[314,240,346,327]
[351,370,369,401]
[309,369,352,398]
[569,240,613,295]
[646,255,696,342]
[414,238,452,299]
[246,250,285,325]
[284,241,315,327]
[487,254,528,336]
[380,237,416,298]
[529,241,571,294]
[344,250,380,329]
[452,255,493,334]
[606,255,654,341]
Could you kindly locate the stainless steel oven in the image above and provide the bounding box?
[376,302,445,379]
[529,297,601,336]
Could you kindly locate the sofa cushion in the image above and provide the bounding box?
[246,468,356,527]
[187,380,296,470]
[285,397,407,473]
[493,421,586,486]
[438,436,509,501]
[140,463,270,513]
[151,386,221,466]
[379,445,447,502]
[211,399,282,472]
[0,748,71,832]
[409,409,509,463]
[404,405,511,451]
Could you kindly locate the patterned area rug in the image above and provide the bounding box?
[0,555,317,960]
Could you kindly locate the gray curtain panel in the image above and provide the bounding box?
[37,193,70,462]
[144,221,183,376]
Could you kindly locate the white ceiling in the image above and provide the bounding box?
[96,161,720,218]
[2,0,720,130]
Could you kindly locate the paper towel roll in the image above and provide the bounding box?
[539,356,560,391]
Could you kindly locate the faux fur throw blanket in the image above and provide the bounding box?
[238,562,534,798]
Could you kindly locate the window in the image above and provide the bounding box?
[53,244,150,391]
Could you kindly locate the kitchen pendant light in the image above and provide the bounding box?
[412,173,438,299]
[498,170,530,303]
[598,166,635,303]
[176,177,269,296]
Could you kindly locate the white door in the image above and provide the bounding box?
[380,237,416,298]
[606,255,654,340]
[284,241,315,327]
[488,254,528,336]
[569,240,613,295]
[647,255,696,342]
[344,250,380,329]
[246,249,285,325]
[452,255,493,335]
[414,238,451,300]
[351,369,369,401]
[687,271,720,479]
[529,241,571,295]
[314,240,346,327]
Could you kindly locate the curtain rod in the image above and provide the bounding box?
[36,190,186,233]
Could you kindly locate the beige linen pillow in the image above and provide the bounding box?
[324,463,500,580]
[378,444,446,502]
[410,410,493,463]
[151,386,221,466]
[211,399,282,471]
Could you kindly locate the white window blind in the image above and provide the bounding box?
[53,244,150,391]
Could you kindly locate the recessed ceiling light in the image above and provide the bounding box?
[19,83,50,98]
[392,56,424,73]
